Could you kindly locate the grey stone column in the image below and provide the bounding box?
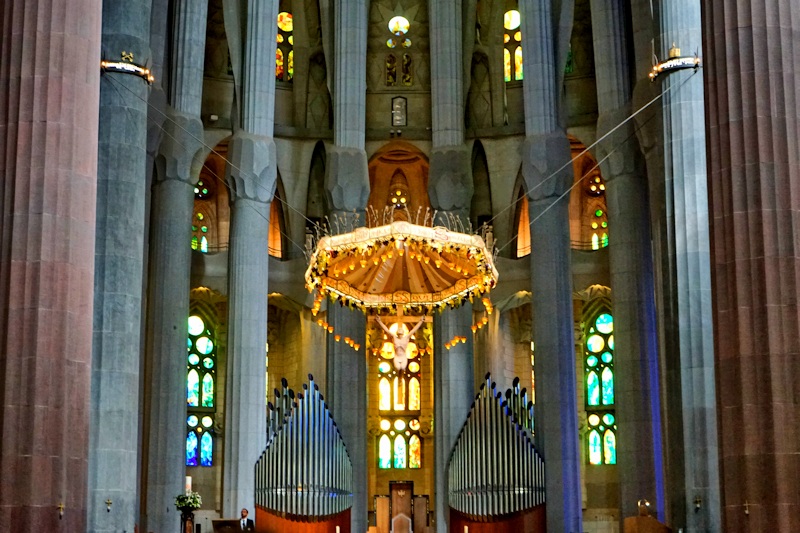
[657,2,720,531]
[324,6,369,531]
[702,2,800,531]
[143,1,207,532]
[221,0,278,518]
[88,2,150,532]
[519,0,582,531]
[591,0,666,521]
[0,2,101,531]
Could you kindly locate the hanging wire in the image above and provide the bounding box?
[493,70,698,256]
[103,73,313,256]
[485,71,696,230]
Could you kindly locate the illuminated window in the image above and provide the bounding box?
[374,319,425,469]
[516,190,531,257]
[191,178,215,253]
[504,10,522,81]
[276,11,294,82]
[586,172,609,249]
[584,309,616,465]
[386,16,412,86]
[186,314,217,467]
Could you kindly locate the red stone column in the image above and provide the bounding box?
[0,1,101,531]
[703,2,800,532]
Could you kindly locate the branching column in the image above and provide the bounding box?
[657,1,720,530]
[591,0,666,521]
[144,1,207,532]
[89,2,151,531]
[703,2,800,531]
[0,2,100,532]
[519,0,582,531]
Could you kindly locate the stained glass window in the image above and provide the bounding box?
[186,313,217,467]
[385,16,412,86]
[585,309,616,464]
[504,10,523,82]
[276,12,294,82]
[373,318,426,469]
[191,179,215,253]
[587,174,609,250]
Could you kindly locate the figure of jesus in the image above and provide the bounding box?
[376,316,425,371]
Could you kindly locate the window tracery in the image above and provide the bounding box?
[186,313,217,467]
[276,11,294,82]
[504,9,523,82]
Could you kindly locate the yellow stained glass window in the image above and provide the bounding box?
[409,435,421,468]
[409,377,420,410]
[275,49,284,80]
[277,12,293,32]
[388,16,410,35]
[504,10,520,30]
[504,49,512,82]
[379,377,391,410]
[515,47,523,80]
[393,376,406,411]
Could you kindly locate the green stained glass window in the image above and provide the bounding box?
[191,235,199,250]
[379,435,392,469]
[187,312,217,467]
[588,430,602,465]
[504,49,512,82]
[585,306,616,464]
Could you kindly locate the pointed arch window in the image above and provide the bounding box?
[186,314,217,467]
[191,177,215,253]
[374,319,426,469]
[584,309,616,465]
[276,11,294,82]
[516,189,531,258]
[503,10,523,82]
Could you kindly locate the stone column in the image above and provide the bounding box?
[323,3,369,531]
[222,1,279,516]
[427,4,476,531]
[519,0,582,531]
[656,2,720,531]
[702,2,800,531]
[0,1,101,531]
[144,1,207,532]
[88,2,151,532]
[590,0,666,521]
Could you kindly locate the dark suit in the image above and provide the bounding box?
[239,518,255,531]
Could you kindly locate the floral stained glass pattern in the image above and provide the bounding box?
[585,309,616,465]
[276,12,293,82]
[186,313,217,467]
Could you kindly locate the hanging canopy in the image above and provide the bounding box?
[305,221,498,314]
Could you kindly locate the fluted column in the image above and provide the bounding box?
[88,2,151,532]
[324,4,369,531]
[144,1,207,532]
[702,2,800,531]
[591,0,666,522]
[519,0,582,531]
[0,2,101,531]
[222,2,278,515]
[657,1,720,531]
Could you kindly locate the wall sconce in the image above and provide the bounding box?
[694,495,702,511]
[58,503,65,520]
[106,499,113,513]
[744,501,750,516]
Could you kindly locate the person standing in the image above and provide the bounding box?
[239,508,255,531]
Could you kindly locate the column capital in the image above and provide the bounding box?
[325,146,369,212]
[595,107,644,181]
[226,131,277,203]
[428,146,472,217]
[521,132,572,201]
[156,107,205,185]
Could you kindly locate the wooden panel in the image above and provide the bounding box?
[376,496,390,533]
[254,507,350,533]
[413,495,429,533]
[448,505,546,533]
[390,481,413,520]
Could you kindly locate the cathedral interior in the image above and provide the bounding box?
[1,0,799,532]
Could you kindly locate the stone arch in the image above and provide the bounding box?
[470,140,493,229]
[367,141,430,226]
[567,135,608,250]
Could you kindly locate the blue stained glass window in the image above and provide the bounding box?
[200,432,213,466]
[595,313,613,334]
[186,432,198,466]
[202,374,215,407]
[587,371,600,406]
[588,430,602,465]
[602,367,614,405]
[394,435,407,468]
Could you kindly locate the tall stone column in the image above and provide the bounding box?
[0,2,101,531]
[590,0,666,521]
[323,3,369,532]
[427,3,476,532]
[143,1,207,532]
[519,0,582,531]
[89,3,151,532]
[702,2,800,531]
[656,1,720,531]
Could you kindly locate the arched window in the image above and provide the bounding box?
[191,177,215,253]
[186,313,218,467]
[515,185,531,258]
[276,11,293,82]
[386,16,412,86]
[584,308,616,465]
[268,181,286,259]
[503,9,522,82]
[374,319,425,469]
[586,171,608,249]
